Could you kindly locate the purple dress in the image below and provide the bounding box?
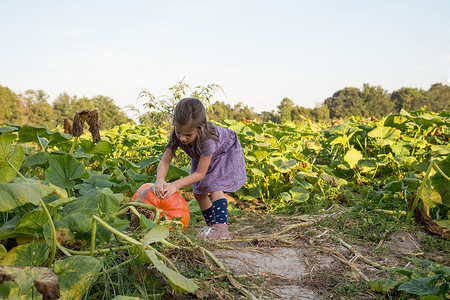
[171,125,247,195]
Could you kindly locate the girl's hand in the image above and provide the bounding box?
[162,182,178,198]
[152,181,166,198]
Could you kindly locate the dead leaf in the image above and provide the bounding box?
[0,267,15,284]
[409,192,450,239]
[63,119,72,134]
[56,229,70,244]
[319,173,340,187]
[72,109,101,143]
[0,265,60,299]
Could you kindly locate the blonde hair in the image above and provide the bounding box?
[167,98,218,156]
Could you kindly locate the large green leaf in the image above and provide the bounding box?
[0,224,17,240]
[384,114,410,128]
[0,125,19,134]
[409,113,449,127]
[12,197,76,236]
[369,277,398,294]
[23,151,49,167]
[95,214,130,244]
[140,214,158,229]
[145,250,198,294]
[75,172,113,195]
[430,145,450,156]
[0,244,6,258]
[250,168,265,177]
[421,187,442,211]
[252,150,269,161]
[344,148,363,169]
[227,122,246,133]
[397,276,441,296]
[280,187,310,203]
[97,188,123,213]
[18,124,50,144]
[0,181,55,212]
[14,207,50,234]
[289,187,309,202]
[368,126,402,146]
[269,158,297,173]
[432,156,450,206]
[46,129,72,147]
[53,256,102,300]
[165,164,189,181]
[56,188,123,233]
[1,242,49,266]
[0,134,24,183]
[330,135,348,146]
[142,225,170,248]
[80,140,113,155]
[418,296,446,300]
[17,125,70,148]
[45,154,85,188]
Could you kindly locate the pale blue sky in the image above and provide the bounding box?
[1,0,449,117]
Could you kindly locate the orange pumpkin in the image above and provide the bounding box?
[131,182,154,202]
[131,183,190,231]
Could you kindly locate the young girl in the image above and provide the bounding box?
[151,98,247,239]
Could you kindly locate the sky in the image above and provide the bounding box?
[1,0,449,119]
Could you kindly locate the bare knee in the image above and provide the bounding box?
[194,193,212,210]
[210,191,226,201]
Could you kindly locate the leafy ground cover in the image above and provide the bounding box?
[0,108,448,299]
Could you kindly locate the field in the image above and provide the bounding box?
[0,108,449,299]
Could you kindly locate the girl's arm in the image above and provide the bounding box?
[152,148,173,198]
[163,155,212,197]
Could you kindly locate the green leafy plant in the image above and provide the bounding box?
[369,258,449,298]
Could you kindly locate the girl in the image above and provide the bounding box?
[152,98,247,239]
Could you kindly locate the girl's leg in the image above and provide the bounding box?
[194,193,215,226]
[207,191,230,239]
[210,191,228,224]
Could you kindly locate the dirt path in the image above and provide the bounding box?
[197,208,448,299]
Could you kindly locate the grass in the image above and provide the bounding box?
[85,251,166,299]
[420,234,450,253]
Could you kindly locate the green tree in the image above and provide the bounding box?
[0,85,24,124]
[260,110,280,123]
[324,87,364,119]
[291,106,312,123]
[91,95,134,129]
[208,101,235,121]
[21,89,55,127]
[53,93,74,126]
[234,102,258,121]
[360,84,394,118]
[425,83,450,112]
[71,96,95,113]
[277,98,295,123]
[391,87,425,112]
[208,101,258,122]
[310,104,330,123]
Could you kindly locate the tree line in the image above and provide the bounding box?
[0,85,133,129]
[1,82,448,130]
[206,83,449,124]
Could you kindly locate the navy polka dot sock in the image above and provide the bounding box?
[213,198,228,224]
[201,206,216,226]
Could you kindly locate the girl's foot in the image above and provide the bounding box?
[198,226,213,237]
[206,223,230,240]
